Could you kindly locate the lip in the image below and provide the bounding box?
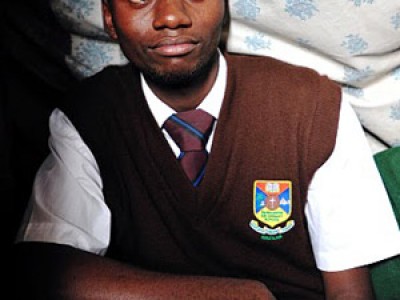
[150,37,199,57]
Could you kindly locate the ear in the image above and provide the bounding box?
[102,1,118,40]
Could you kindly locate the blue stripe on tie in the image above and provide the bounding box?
[178,152,185,160]
[192,161,207,187]
[170,115,205,141]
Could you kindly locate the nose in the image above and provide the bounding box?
[152,0,192,30]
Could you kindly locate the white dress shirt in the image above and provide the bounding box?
[17,55,400,272]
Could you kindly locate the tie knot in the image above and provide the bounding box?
[163,109,215,152]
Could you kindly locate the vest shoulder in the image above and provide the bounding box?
[61,64,138,111]
[86,63,135,91]
[59,63,140,132]
[224,53,338,91]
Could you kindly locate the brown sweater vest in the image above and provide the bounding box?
[62,53,341,299]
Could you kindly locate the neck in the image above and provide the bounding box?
[145,54,220,112]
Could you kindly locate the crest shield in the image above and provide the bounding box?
[253,180,292,228]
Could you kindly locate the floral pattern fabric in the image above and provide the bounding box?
[50,0,127,79]
[227,0,400,153]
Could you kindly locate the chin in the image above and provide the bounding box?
[143,52,218,87]
[144,70,198,87]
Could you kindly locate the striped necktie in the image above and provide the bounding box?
[163,109,215,187]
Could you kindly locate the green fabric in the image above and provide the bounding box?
[370,147,400,300]
[374,147,400,226]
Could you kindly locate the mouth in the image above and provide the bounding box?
[150,37,199,57]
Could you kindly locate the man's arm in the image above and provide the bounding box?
[306,98,400,299]
[322,268,375,300]
[13,242,276,300]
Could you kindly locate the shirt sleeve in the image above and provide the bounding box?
[306,94,400,272]
[15,108,111,255]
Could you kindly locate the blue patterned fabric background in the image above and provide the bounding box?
[50,0,127,79]
[227,0,400,152]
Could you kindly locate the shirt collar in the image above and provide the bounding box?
[141,51,227,128]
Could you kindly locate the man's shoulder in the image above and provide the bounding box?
[79,63,136,95]
[62,63,138,108]
[224,52,339,94]
[225,52,327,78]
[59,63,139,126]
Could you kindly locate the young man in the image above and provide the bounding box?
[13,0,400,299]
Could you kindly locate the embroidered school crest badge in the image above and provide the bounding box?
[249,180,295,239]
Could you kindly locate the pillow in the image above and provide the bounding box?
[227,0,400,153]
[50,0,127,79]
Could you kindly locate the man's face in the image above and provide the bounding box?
[103,0,225,86]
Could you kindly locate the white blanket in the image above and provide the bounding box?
[226,0,400,153]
